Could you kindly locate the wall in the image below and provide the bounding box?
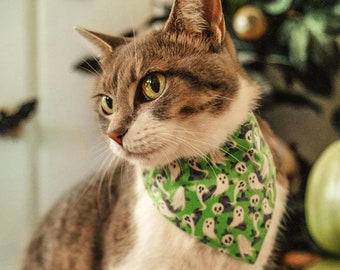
[0,1,151,269]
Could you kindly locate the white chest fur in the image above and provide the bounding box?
[109,170,287,270]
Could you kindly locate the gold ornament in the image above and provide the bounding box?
[233,5,268,40]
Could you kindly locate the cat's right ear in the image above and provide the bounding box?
[163,0,226,48]
[74,27,127,57]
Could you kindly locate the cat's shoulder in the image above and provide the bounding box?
[22,160,134,270]
[256,114,299,189]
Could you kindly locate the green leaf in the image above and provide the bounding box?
[279,18,297,45]
[289,21,310,71]
[279,10,339,75]
[304,11,338,72]
[263,0,293,15]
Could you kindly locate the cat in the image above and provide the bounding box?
[22,0,299,269]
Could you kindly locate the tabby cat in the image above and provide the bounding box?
[22,0,298,269]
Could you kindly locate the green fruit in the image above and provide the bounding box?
[306,260,340,270]
[305,140,340,255]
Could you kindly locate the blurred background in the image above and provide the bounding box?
[0,0,339,269]
[0,1,153,269]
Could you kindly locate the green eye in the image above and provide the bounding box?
[101,95,113,115]
[142,73,166,101]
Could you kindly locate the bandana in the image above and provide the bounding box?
[143,113,276,264]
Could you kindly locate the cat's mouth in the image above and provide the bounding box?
[125,149,156,161]
[124,145,175,167]
[111,141,162,166]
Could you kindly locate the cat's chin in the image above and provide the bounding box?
[119,150,176,168]
[109,140,177,167]
[124,150,162,167]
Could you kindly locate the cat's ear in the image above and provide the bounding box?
[75,27,127,57]
[163,0,226,47]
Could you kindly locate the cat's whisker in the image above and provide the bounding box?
[85,138,119,210]
[102,155,121,211]
[70,141,113,209]
[216,147,242,163]
[133,36,139,76]
[211,93,235,101]
[158,134,221,179]
[92,149,113,169]
[158,148,173,169]
[155,133,203,156]
[155,133,211,162]
[121,35,136,65]
[92,140,112,159]
[80,53,107,80]
[91,52,109,79]
[155,127,243,164]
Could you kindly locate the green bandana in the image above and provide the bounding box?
[143,113,276,264]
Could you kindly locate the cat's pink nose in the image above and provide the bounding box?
[108,131,125,146]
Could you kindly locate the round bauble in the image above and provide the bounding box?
[233,5,268,40]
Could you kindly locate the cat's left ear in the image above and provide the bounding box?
[164,0,226,47]
[75,27,127,57]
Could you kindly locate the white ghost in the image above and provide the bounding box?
[212,173,229,197]
[218,248,229,255]
[155,174,170,198]
[229,206,245,229]
[253,130,261,150]
[210,149,227,167]
[245,130,253,143]
[250,194,260,207]
[222,234,234,247]
[202,218,217,239]
[212,202,224,215]
[188,158,209,177]
[171,186,186,210]
[196,184,209,210]
[151,185,159,196]
[158,199,176,218]
[237,234,254,258]
[265,219,272,230]
[262,198,273,215]
[267,180,275,204]
[227,138,238,148]
[246,148,261,167]
[250,212,262,237]
[248,172,263,190]
[261,154,269,179]
[235,162,248,175]
[168,160,181,182]
[231,180,247,205]
[182,214,195,236]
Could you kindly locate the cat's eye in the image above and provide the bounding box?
[101,95,113,115]
[142,73,166,101]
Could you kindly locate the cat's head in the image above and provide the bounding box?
[77,0,260,167]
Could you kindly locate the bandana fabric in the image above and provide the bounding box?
[143,113,276,264]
